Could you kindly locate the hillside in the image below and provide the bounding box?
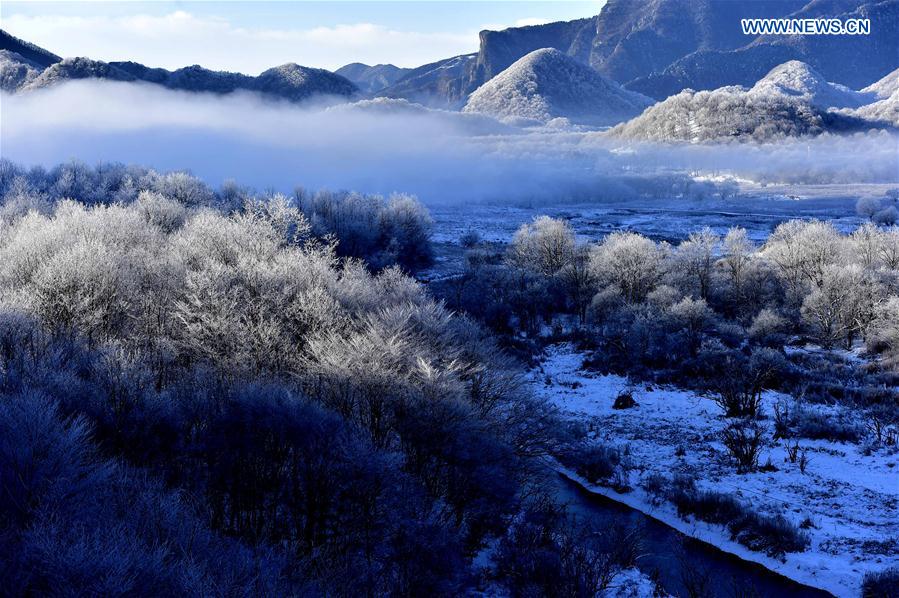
[862,67,899,100]
[748,61,871,109]
[607,83,873,142]
[376,54,477,109]
[0,29,60,68]
[0,50,42,92]
[464,48,652,126]
[335,63,410,94]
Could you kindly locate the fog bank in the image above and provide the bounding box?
[2,81,896,204]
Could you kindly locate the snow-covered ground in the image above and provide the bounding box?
[532,344,899,598]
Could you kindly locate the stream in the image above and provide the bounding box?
[552,473,834,598]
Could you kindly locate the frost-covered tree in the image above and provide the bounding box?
[675,227,718,299]
[588,232,666,303]
[507,216,577,276]
[763,220,845,301]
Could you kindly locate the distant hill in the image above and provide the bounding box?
[0,29,60,68]
[1,29,358,103]
[464,48,652,126]
[24,57,136,90]
[335,63,410,94]
[376,54,477,109]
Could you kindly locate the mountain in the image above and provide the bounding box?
[377,54,477,109]
[23,57,136,90]
[253,64,357,100]
[335,63,410,94]
[473,18,597,86]
[588,0,806,87]
[0,29,60,68]
[608,64,886,142]
[626,0,899,99]
[2,29,358,103]
[850,89,899,126]
[0,50,42,92]
[862,67,899,100]
[748,60,870,109]
[378,0,898,108]
[463,48,652,126]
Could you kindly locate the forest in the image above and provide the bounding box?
[0,160,897,596]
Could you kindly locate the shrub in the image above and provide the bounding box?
[727,512,810,558]
[612,390,637,409]
[862,567,899,598]
[793,408,862,442]
[460,229,481,248]
[672,488,746,525]
[670,485,809,558]
[556,443,622,486]
[495,498,639,598]
[721,420,765,472]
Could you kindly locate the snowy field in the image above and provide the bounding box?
[531,344,899,598]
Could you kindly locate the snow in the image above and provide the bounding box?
[748,61,871,110]
[849,89,899,128]
[862,68,899,101]
[610,60,898,142]
[531,344,899,598]
[463,48,653,127]
[602,568,662,598]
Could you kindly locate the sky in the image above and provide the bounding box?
[0,1,605,73]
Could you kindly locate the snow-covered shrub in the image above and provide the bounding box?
[296,189,433,271]
[873,206,899,226]
[857,196,885,219]
[791,406,863,442]
[748,308,789,346]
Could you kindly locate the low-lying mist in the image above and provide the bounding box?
[2,81,896,204]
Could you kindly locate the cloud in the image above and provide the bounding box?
[2,81,895,206]
[0,11,477,72]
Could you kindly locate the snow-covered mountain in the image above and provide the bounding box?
[625,0,899,99]
[253,63,357,101]
[862,67,899,100]
[0,29,60,68]
[748,61,871,109]
[335,63,410,94]
[1,30,358,103]
[376,0,898,107]
[23,57,136,90]
[0,50,43,92]
[463,48,652,126]
[849,89,899,127]
[609,63,899,143]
